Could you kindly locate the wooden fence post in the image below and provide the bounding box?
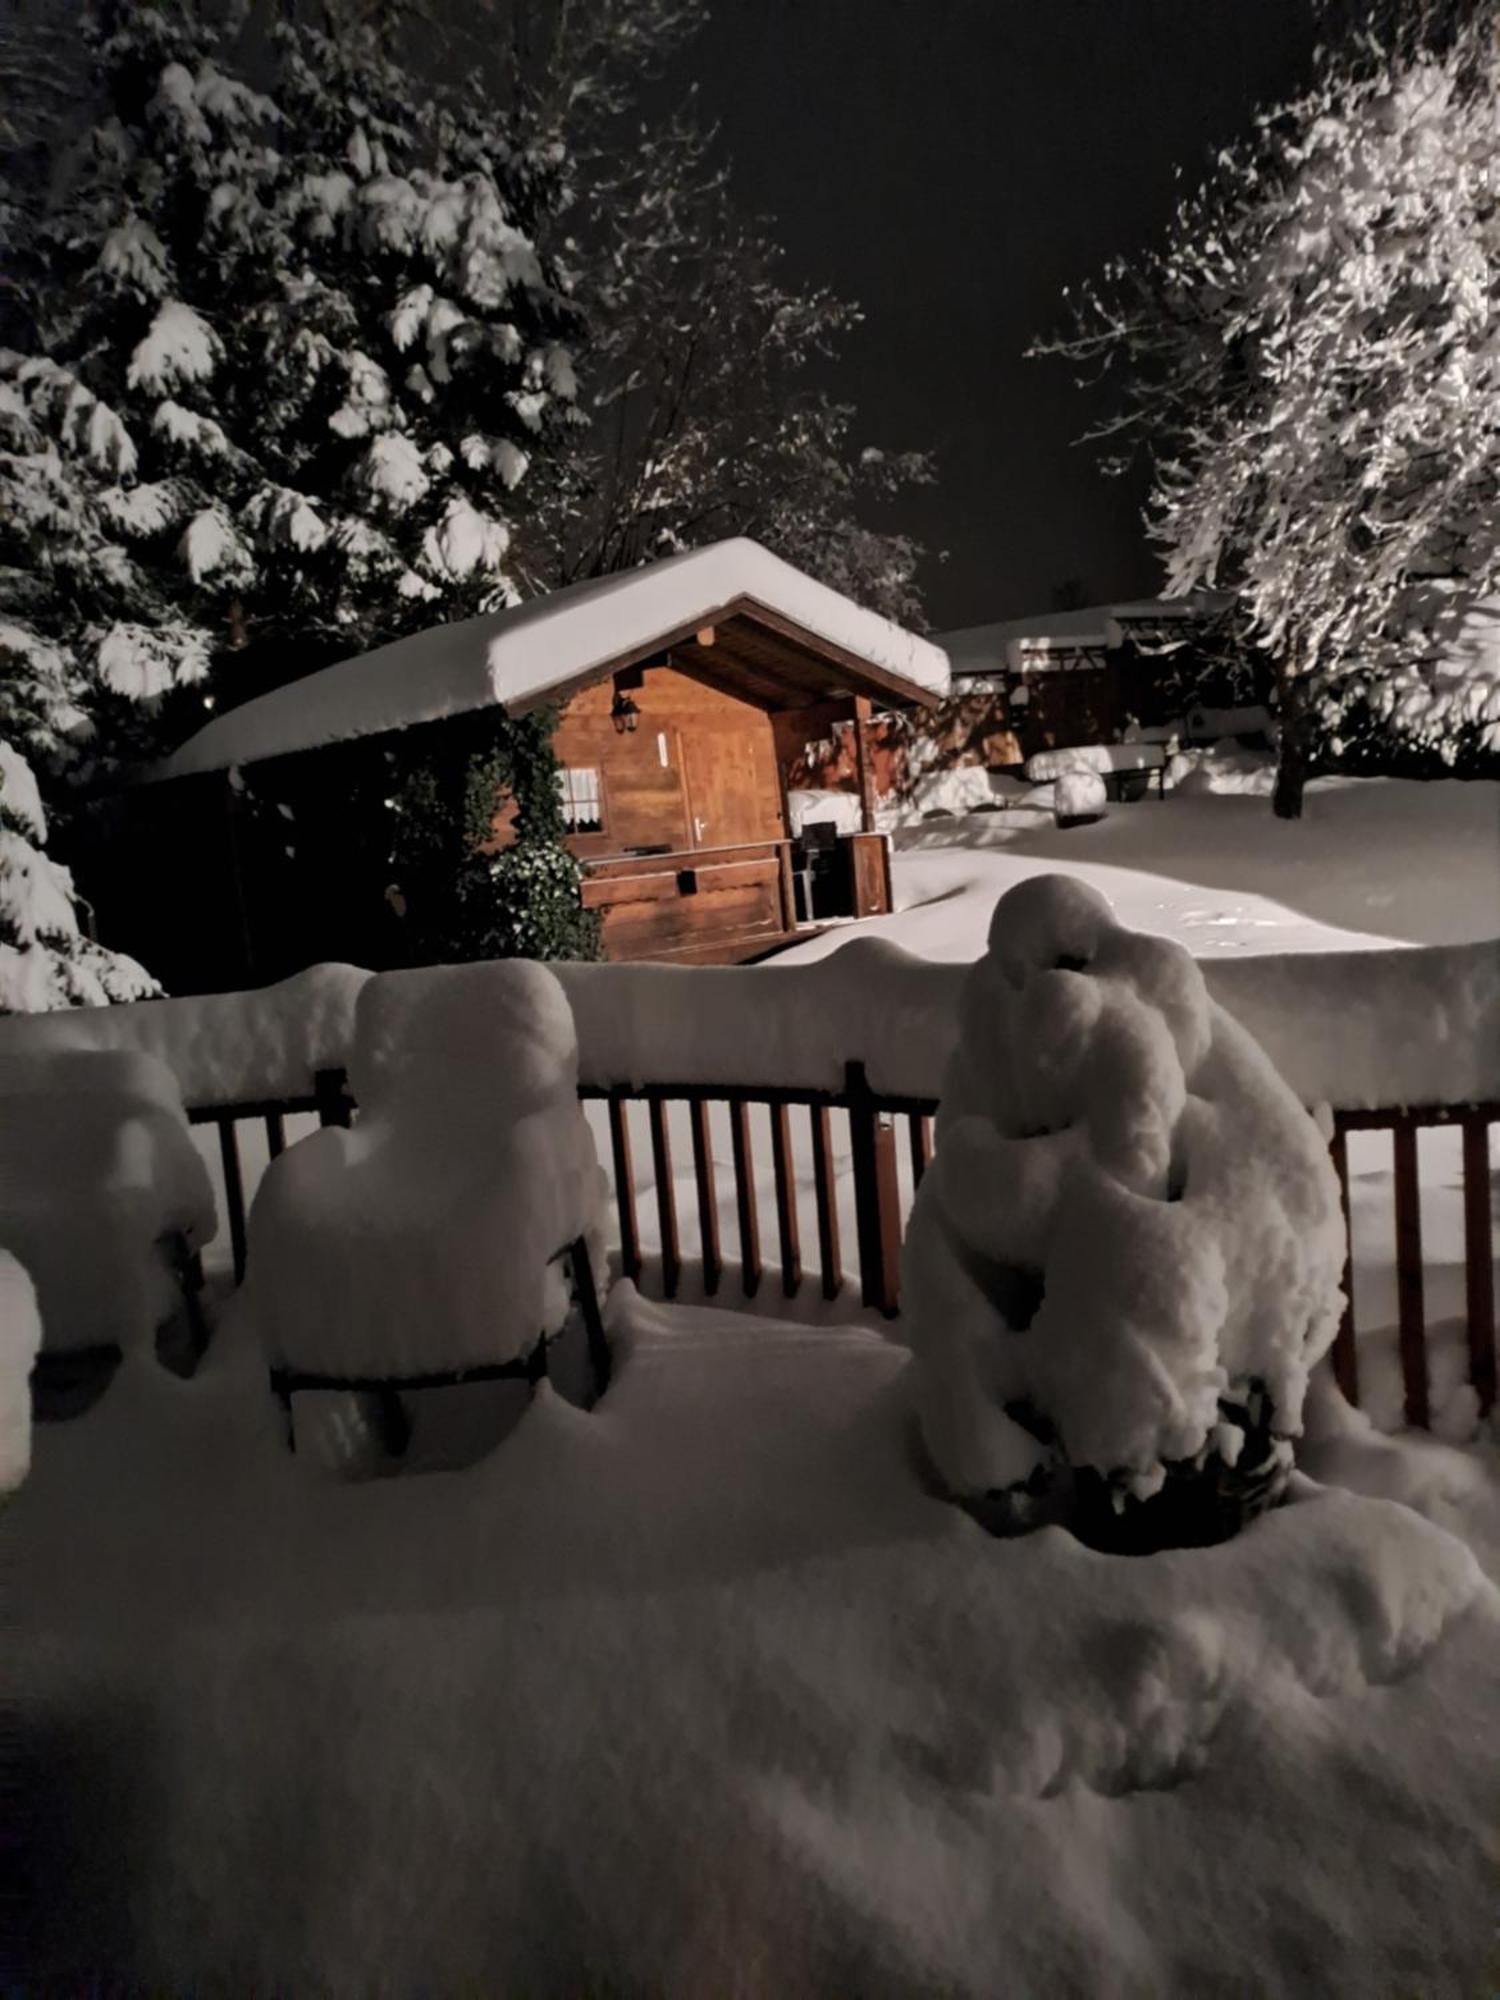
[1328,1125,1359,1406]
[1392,1118,1429,1430]
[1462,1112,1496,1416]
[314,1067,354,1128]
[845,1061,902,1317]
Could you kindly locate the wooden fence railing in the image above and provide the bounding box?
[189,1071,1496,1428]
[1327,1102,1498,1427]
[578,1063,933,1317]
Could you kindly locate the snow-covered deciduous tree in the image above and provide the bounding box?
[517,118,935,623]
[408,0,936,621]
[1036,0,1500,815]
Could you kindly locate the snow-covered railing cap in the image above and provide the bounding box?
[151,538,952,781]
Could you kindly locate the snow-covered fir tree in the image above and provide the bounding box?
[0,0,595,995]
[0,659,157,1012]
[1036,0,1500,815]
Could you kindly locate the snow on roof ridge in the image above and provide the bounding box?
[941,591,1231,675]
[154,538,951,781]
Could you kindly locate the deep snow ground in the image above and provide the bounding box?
[11,1286,1500,1995]
[794,777,1500,963]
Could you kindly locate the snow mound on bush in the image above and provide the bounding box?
[1053,770,1107,819]
[902,874,1346,1516]
[0,1049,216,1356]
[0,1248,41,1491]
[247,959,607,1380]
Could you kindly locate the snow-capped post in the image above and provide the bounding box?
[902,874,1347,1553]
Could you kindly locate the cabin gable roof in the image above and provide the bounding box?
[156,539,949,781]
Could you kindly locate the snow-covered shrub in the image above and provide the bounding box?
[247,958,608,1389]
[902,874,1345,1551]
[0,1248,42,1492]
[1166,743,1277,798]
[1052,770,1107,823]
[0,1049,215,1356]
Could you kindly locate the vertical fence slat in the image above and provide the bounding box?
[648,1097,681,1299]
[217,1115,247,1285]
[770,1102,802,1297]
[811,1104,842,1301]
[265,1110,286,1160]
[1392,1119,1428,1429]
[1462,1112,1496,1416]
[909,1113,933,1192]
[689,1097,721,1297]
[729,1099,762,1297]
[846,1062,902,1317]
[608,1098,642,1287]
[1328,1125,1359,1406]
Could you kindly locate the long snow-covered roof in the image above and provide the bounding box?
[158,539,951,780]
[942,593,1228,678]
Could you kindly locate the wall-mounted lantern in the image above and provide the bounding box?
[611,692,641,735]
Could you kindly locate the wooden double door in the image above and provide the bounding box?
[602,720,783,856]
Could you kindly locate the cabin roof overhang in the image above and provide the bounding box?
[527,596,945,719]
[151,538,949,783]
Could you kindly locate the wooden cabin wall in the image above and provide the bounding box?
[489,664,788,861]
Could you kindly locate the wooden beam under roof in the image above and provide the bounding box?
[504,592,941,720]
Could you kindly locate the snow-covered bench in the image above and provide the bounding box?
[1025,741,1169,798]
[244,960,610,1449]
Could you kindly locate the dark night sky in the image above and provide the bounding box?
[666,0,1324,630]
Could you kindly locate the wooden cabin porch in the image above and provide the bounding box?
[544,633,906,964]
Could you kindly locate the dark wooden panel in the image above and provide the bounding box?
[218,1116,247,1285]
[810,1104,842,1300]
[1462,1114,1496,1416]
[849,832,892,917]
[1392,1121,1428,1428]
[729,1100,761,1297]
[846,1061,902,1318]
[770,1102,802,1296]
[648,1097,680,1298]
[1328,1126,1358,1406]
[608,1099,642,1285]
[690,1097,721,1296]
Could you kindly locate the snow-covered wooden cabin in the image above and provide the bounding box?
[96,541,947,989]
